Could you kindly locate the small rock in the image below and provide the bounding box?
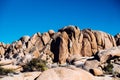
[90,68,103,76]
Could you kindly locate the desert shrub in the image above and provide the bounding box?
[103,63,113,74]
[0,67,14,75]
[22,58,48,72]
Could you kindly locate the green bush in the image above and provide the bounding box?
[22,58,48,72]
[103,63,113,74]
[0,67,14,75]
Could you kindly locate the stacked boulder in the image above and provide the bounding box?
[51,26,116,64]
[83,46,120,76]
[0,42,10,60]
[0,25,118,69]
[0,25,120,80]
[3,32,54,66]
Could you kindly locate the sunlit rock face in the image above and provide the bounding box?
[0,25,120,80]
[0,25,117,65]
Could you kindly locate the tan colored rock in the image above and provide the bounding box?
[20,35,30,43]
[1,65,22,72]
[26,41,33,51]
[112,63,120,75]
[41,32,50,45]
[30,32,41,44]
[100,32,114,49]
[97,46,120,63]
[30,47,40,58]
[81,38,92,56]
[93,31,116,51]
[0,26,117,67]
[5,44,10,49]
[104,37,113,49]
[0,42,3,46]
[0,42,6,48]
[36,67,95,80]
[30,33,44,51]
[15,40,22,49]
[23,71,41,80]
[0,59,13,66]
[83,60,100,71]
[67,54,82,63]
[1,76,24,80]
[48,30,55,37]
[0,47,5,56]
[52,32,61,40]
[60,26,82,57]
[94,75,114,80]
[69,40,82,56]
[93,31,102,46]
[59,26,80,40]
[1,71,41,80]
[108,34,116,47]
[59,32,69,64]
[52,26,116,64]
[72,57,88,67]
[82,29,97,54]
[90,68,103,76]
[78,32,83,43]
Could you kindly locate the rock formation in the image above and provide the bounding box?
[0,25,120,80]
[0,25,117,65]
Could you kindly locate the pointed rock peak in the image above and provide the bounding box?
[20,35,30,43]
[58,25,80,32]
[48,30,55,37]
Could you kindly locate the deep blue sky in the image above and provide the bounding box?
[0,0,120,43]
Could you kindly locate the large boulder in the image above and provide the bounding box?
[15,40,23,49]
[81,30,116,56]
[81,38,92,56]
[82,29,97,55]
[0,47,5,56]
[58,32,69,64]
[36,67,95,80]
[30,32,44,51]
[95,46,120,63]
[20,35,30,43]
[48,30,55,37]
[83,60,100,71]
[41,32,50,45]
[89,68,103,76]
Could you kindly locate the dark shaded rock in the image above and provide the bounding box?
[115,33,120,46]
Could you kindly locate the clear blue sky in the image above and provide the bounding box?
[0,0,120,43]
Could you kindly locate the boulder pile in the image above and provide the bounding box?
[0,25,120,80]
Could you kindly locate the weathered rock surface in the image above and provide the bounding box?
[90,68,103,76]
[0,25,120,79]
[36,67,95,80]
[0,72,41,80]
[51,26,116,64]
[0,26,116,65]
[95,46,120,63]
